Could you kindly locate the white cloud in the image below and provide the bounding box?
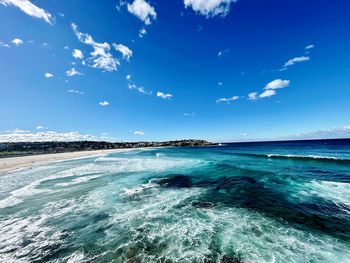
[157,91,173,99]
[283,56,309,68]
[218,82,223,86]
[0,0,53,24]
[134,131,145,135]
[65,67,83,76]
[0,130,95,142]
[44,73,53,78]
[0,41,10,47]
[183,112,195,117]
[250,79,290,99]
[71,23,120,72]
[72,49,84,59]
[99,101,109,106]
[128,83,152,95]
[64,46,69,50]
[126,74,131,80]
[248,92,258,100]
[305,44,314,50]
[139,27,147,38]
[259,89,276,98]
[68,89,84,95]
[127,0,157,25]
[113,43,132,61]
[184,0,238,18]
[36,126,46,129]
[11,38,23,46]
[241,133,248,136]
[248,80,289,100]
[216,96,239,103]
[264,79,290,90]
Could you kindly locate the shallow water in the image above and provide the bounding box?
[0,139,350,262]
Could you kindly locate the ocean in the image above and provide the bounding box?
[0,139,350,262]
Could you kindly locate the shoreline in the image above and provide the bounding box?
[0,148,139,174]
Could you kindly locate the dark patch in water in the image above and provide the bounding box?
[203,254,245,263]
[191,201,215,208]
[221,255,245,263]
[92,212,109,223]
[153,166,350,241]
[157,175,193,188]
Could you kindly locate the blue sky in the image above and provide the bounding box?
[1,0,350,142]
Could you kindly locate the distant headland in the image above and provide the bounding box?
[0,140,216,157]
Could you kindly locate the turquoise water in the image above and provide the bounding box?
[0,140,350,262]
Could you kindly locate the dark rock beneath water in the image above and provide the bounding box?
[191,201,215,208]
[158,175,192,188]
[221,255,245,263]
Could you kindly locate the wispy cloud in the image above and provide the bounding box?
[113,43,132,61]
[99,101,109,106]
[126,0,157,25]
[184,0,238,18]
[12,128,30,133]
[126,74,131,80]
[134,131,145,135]
[129,83,152,95]
[0,0,53,24]
[0,41,10,47]
[183,112,195,117]
[72,49,84,59]
[216,96,239,103]
[157,91,173,99]
[282,56,309,69]
[218,48,229,57]
[284,125,350,140]
[68,89,84,95]
[44,73,53,78]
[305,44,314,50]
[71,23,120,72]
[65,67,83,76]
[0,130,95,142]
[11,38,23,46]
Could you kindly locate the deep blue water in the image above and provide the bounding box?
[0,139,350,262]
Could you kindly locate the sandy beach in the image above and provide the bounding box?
[0,148,133,174]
